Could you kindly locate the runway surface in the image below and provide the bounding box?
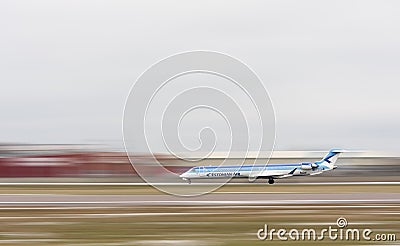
[0,191,398,245]
[1,192,399,206]
[0,181,400,185]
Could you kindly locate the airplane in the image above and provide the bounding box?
[179,149,343,184]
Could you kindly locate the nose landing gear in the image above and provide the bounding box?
[182,178,191,184]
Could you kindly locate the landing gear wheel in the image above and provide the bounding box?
[268,178,275,184]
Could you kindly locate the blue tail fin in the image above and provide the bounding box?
[315,149,343,169]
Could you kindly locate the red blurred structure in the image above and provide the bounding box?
[0,145,186,177]
[0,152,135,177]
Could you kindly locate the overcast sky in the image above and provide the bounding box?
[1,0,399,151]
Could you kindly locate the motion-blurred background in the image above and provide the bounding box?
[1,1,399,245]
[0,144,399,183]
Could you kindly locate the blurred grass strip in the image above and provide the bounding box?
[0,184,398,194]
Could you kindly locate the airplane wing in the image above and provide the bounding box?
[257,168,297,179]
[309,171,323,176]
[274,168,297,178]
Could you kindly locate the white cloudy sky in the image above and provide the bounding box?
[0,0,399,151]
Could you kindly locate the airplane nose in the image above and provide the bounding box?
[179,173,189,181]
[180,172,190,179]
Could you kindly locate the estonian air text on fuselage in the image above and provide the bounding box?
[206,172,241,177]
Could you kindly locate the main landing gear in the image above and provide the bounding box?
[268,178,275,185]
